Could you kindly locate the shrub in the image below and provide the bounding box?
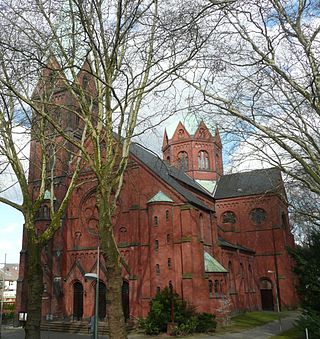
[195,312,217,333]
[296,309,320,338]
[140,288,216,335]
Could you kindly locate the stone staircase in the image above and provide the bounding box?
[40,320,109,335]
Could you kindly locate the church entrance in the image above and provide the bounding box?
[73,282,84,320]
[97,282,107,320]
[122,281,130,322]
[260,278,274,311]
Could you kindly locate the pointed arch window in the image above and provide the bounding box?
[177,151,188,170]
[198,151,209,170]
[209,279,213,297]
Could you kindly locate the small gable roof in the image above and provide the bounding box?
[130,143,213,211]
[214,168,284,200]
[147,191,173,203]
[204,252,227,273]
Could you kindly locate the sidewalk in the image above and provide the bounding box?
[1,311,299,338]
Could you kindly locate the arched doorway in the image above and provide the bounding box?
[122,281,129,322]
[260,278,274,311]
[97,281,107,320]
[73,281,84,320]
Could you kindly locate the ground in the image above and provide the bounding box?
[1,311,300,338]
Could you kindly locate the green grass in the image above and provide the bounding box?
[217,311,290,334]
[270,326,304,339]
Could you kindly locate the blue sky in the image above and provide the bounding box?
[0,203,24,264]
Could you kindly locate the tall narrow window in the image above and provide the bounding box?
[209,280,213,297]
[155,240,159,251]
[168,258,172,269]
[156,286,161,294]
[154,216,158,226]
[199,213,204,240]
[156,264,160,275]
[198,151,209,169]
[166,234,171,244]
[177,151,189,170]
[214,280,219,294]
[166,210,169,222]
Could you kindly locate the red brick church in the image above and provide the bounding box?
[16,72,298,322]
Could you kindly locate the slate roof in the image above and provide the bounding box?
[214,168,284,200]
[218,237,255,254]
[130,143,213,211]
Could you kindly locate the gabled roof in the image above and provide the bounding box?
[204,252,227,273]
[130,143,213,211]
[214,168,284,200]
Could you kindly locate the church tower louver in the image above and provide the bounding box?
[162,120,223,193]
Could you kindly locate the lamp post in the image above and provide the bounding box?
[85,246,100,339]
[268,270,282,332]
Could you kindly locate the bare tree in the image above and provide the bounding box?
[0,0,233,338]
[180,0,320,225]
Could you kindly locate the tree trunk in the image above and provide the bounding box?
[102,226,127,339]
[24,229,44,339]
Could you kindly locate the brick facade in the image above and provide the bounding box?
[16,69,298,323]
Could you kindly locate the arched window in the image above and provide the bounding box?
[198,151,209,169]
[177,151,188,170]
[154,216,159,226]
[214,280,219,294]
[240,263,244,278]
[199,213,204,240]
[222,211,236,224]
[250,208,267,225]
[119,227,127,242]
[43,205,50,219]
[209,280,213,297]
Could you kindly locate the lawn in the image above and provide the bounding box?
[270,326,304,339]
[217,311,290,334]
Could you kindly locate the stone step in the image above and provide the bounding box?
[41,321,133,335]
[40,321,109,335]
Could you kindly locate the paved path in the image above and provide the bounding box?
[0,311,299,339]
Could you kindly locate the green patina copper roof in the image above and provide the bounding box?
[204,252,228,273]
[44,189,56,200]
[195,179,217,194]
[147,191,173,204]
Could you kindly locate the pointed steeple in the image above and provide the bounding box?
[215,127,222,148]
[32,54,66,99]
[162,129,169,150]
